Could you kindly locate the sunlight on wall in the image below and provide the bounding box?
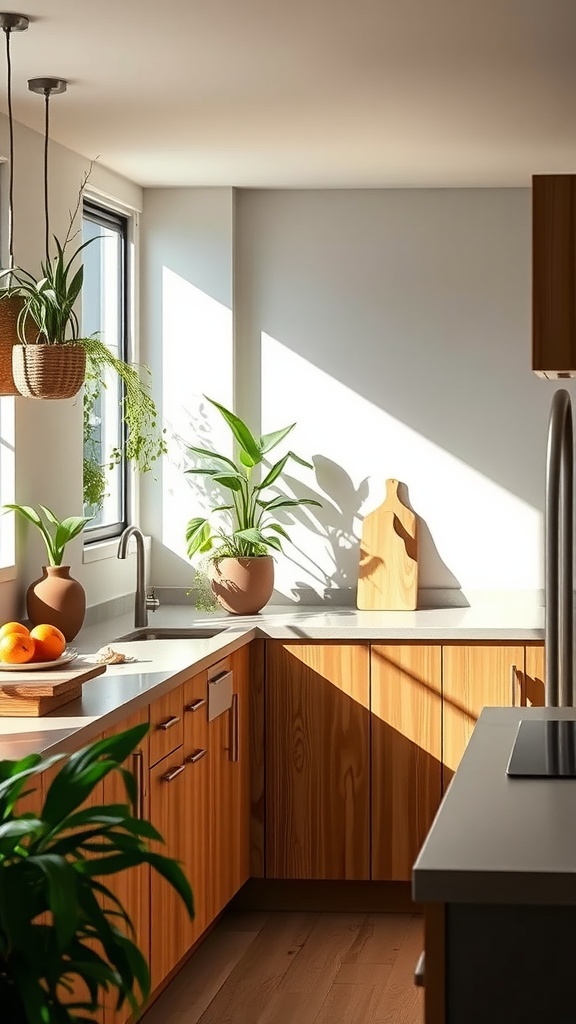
[0,398,15,570]
[161,268,233,562]
[261,333,541,601]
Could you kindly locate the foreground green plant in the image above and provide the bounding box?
[185,396,321,561]
[2,503,92,566]
[0,723,193,1023]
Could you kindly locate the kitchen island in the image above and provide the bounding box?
[413,705,576,1024]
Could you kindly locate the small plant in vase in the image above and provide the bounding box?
[3,503,92,641]
[185,397,321,615]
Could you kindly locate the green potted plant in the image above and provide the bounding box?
[82,357,167,515]
[0,722,193,1023]
[185,397,321,615]
[2,503,92,641]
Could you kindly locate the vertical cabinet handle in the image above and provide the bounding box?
[510,664,517,707]
[230,692,239,763]
[132,750,144,819]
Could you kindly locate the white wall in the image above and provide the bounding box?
[0,113,143,623]
[234,188,556,603]
[140,189,234,590]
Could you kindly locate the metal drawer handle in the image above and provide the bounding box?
[186,747,207,764]
[209,669,231,684]
[158,715,181,731]
[230,692,239,763]
[185,698,206,713]
[510,664,517,707]
[132,750,144,819]
[414,951,425,987]
[161,763,186,782]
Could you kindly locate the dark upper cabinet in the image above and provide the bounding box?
[533,174,576,379]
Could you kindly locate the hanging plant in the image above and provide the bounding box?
[82,344,167,512]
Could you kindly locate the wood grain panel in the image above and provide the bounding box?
[149,685,184,766]
[149,751,189,990]
[102,710,150,1024]
[533,174,576,378]
[524,644,545,707]
[442,644,525,784]
[183,669,210,946]
[209,645,251,919]
[371,645,442,881]
[265,643,370,880]
[249,638,266,877]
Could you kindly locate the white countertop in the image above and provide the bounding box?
[413,706,576,906]
[0,595,545,762]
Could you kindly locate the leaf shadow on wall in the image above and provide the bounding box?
[272,459,464,607]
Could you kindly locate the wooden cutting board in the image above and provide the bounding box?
[357,478,418,610]
[0,660,106,716]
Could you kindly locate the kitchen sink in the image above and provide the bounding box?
[114,626,227,642]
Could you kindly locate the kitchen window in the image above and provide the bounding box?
[82,201,129,542]
[0,397,15,571]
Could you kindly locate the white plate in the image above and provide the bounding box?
[0,647,78,671]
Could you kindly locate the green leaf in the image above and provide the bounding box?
[286,450,315,470]
[212,473,243,491]
[267,523,291,541]
[257,496,322,511]
[258,423,296,454]
[257,454,290,490]
[205,396,261,464]
[185,446,237,472]
[262,534,283,551]
[35,853,79,948]
[185,517,212,558]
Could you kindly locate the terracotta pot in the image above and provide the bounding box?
[210,556,274,615]
[26,565,86,641]
[12,343,86,400]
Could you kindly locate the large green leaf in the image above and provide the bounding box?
[205,396,261,464]
[186,446,238,471]
[258,423,296,454]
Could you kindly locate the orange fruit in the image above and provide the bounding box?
[0,621,30,640]
[0,632,35,664]
[29,624,66,662]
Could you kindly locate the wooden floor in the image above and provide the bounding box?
[142,911,424,1024]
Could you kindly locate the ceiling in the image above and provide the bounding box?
[3,0,576,189]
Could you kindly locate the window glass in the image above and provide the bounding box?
[82,202,128,540]
[0,397,15,568]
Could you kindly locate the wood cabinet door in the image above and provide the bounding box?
[442,645,525,785]
[265,642,370,880]
[182,669,210,945]
[149,750,188,991]
[208,645,250,920]
[102,710,150,1024]
[371,644,442,881]
[524,644,545,707]
[532,174,576,378]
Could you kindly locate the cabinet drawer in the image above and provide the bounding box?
[149,686,184,767]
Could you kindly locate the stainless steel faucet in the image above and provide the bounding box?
[545,389,573,707]
[117,525,160,628]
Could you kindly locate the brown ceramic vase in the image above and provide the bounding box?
[210,556,274,615]
[26,565,86,641]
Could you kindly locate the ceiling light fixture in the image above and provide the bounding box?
[28,76,67,261]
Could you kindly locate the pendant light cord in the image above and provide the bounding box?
[43,87,50,264]
[4,26,14,275]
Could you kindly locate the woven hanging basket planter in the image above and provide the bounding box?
[12,343,86,400]
[0,295,26,396]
